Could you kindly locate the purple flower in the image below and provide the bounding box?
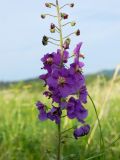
[79,85,88,104]
[74,42,82,56]
[41,52,60,72]
[49,86,62,103]
[67,97,88,122]
[41,50,69,72]
[39,73,50,86]
[47,106,62,124]
[73,42,84,65]
[36,101,47,121]
[69,63,85,92]
[74,125,90,139]
[47,67,76,98]
[57,49,69,63]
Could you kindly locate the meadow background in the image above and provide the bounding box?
[0,0,120,159]
[0,69,120,160]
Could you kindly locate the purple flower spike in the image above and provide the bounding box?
[74,125,90,139]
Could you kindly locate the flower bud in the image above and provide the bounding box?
[45,3,51,8]
[61,13,69,19]
[41,14,46,19]
[63,38,71,49]
[70,3,74,8]
[75,29,80,36]
[70,21,76,26]
[50,23,55,29]
[42,35,48,46]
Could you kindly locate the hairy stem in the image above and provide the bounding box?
[56,0,64,56]
[56,1,63,160]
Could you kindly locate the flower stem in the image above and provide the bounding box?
[88,93,105,159]
[56,0,64,56]
[57,123,61,160]
[55,1,64,159]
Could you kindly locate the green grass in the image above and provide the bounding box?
[0,76,120,160]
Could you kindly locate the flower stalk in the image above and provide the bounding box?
[37,1,89,160]
[56,1,64,159]
[56,0,64,57]
[57,123,61,160]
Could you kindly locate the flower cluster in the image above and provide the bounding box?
[36,42,90,139]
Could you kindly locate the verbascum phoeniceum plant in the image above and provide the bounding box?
[36,1,91,159]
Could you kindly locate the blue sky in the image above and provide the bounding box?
[0,0,120,81]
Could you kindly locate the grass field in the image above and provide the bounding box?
[0,75,120,160]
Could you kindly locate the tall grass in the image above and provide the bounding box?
[0,75,120,160]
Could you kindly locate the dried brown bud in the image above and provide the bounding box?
[61,13,69,19]
[75,29,80,36]
[50,23,55,29]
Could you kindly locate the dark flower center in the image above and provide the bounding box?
[46,57,53,64]
[58,76,66,86]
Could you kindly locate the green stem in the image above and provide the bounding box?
[60,3,69,10]
[88,94,105,158]
[57,123,61,160]
[61,127,75,134]
[56,0,64,56]
[62,22,71,27]
[44,13,57,18]
[63,32,75,39]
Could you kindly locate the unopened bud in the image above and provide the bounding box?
[61,13,69,19]
[41,14,46,19]
[63,38,71,49]
[45,3,51,8]
[70,3,74,8]
[75,29,80,36]
[71,21,76,26]
[42,35,49,46]
[66,38,71,44]
[50,23,55,29]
